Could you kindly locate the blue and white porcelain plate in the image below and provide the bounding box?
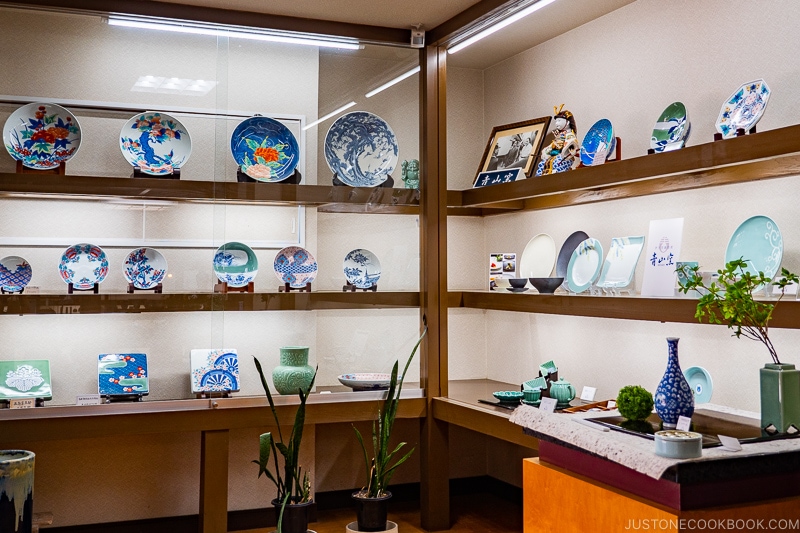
[230,116,299,182]
[58,243,109,289]
[596,236,645,289]
[3,102,82,170]
[343,249,381,289]
[580,119,614,166]
[120,112,191,175]
[0,256,32,293]
[651,102,690,152]
[123,247,167,290]
[338,373,394,391]
[715,79,770,138]
[190,349,240,394]
[324,111,398,187]
[273,246,317,288]
[213,242,258,288]
[98,353,149,396]
[725,215,782,280]
[683,366,713,404]
[565,238,604,294]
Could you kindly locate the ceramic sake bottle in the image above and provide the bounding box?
[654,337,695,428]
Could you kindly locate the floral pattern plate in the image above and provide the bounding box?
[596,236,645,289]
[123,247,167,290]
[120,112,191,175]
[580,119,614,166]
[651,102,690,152]
[565,238,604,294]
[3,102,81,170]
[343,249,381,288]
[324,111,398,187]
[190,349,240,394]
[213,242,258,288]
[0,360,52,400]
[98,354,149,396]
[715,79,770,138]
[273,246,317,288]
[230,116,299,182]
[725,215,782,280]
[58,243,109,289]
[0,256,32,293]
[338,373,394,391]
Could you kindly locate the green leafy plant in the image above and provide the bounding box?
[678,259,798,364]
[616,385,654,421]
[353,324,427,499]
[253,357,317,531]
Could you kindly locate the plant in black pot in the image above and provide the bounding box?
[253,356,317,533]
[351,325,427,532]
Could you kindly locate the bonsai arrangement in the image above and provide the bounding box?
[616,385,655,433]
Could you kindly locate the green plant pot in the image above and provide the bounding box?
[760,363,800,433]
[272,346,314,395]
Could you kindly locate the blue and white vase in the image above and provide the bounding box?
[655,337,695,428]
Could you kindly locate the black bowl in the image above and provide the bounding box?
[529,277,564,294]
[509,278,529,289]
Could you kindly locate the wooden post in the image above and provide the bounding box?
[199,429,229,533]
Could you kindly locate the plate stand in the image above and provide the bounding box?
[127,283,163,294]
[279,282,311,293]
[16,160,66,175]
[0,398,46,409]
[578,136,621,167]
[237,168,302,184]
[332,174,394,188]
[195,391,231,399]
[0,287,24,294]
[68,283,99,294]
[103,394,144,403]
[343,281,378,292]
[132,166,180,179]
[214,281,254,293]
[713,125,757,142]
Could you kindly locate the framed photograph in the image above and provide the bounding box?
[473,116,551,185]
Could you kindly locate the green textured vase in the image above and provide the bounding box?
[272,347,314,395]
[760,363,800,433]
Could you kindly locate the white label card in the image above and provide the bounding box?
[641,217,685,297]
[10,398,35,409]
[607,399,616,409]
[718,435,743,452]
[76,394,102,406]
[676,415,692,431]
[580,386,597,402]
[539,397,558,413]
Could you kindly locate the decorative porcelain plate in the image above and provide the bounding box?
[273,246,318,288]
[213,242,258,288]
[683,366,713,404]
[343,249,381,289]
[58,243,109,289]
[519,234,556,278]
[324,111,398,187]
[556,231,590,279]
[337,373,394,391]
[230,116,300,182]
[0,360,52,400]
[596,236,645,289]
[580,119,614,166]
[120,112,191,175]
[190,349,240,393]
[123,248,167,290]
[565,238,604,293]
[715,79,771,138]
[725,215,782,280]
[0,256,32,293]
[3,102,82,170]
[651,102,690,152]
[98,354,149,396]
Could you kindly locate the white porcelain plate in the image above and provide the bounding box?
[565,238,604,293]
[519,233,556,278]
[596,236,645,289]
[725,215,782,280]
[343,249,381,289]
[120,112,191,175]
[715,79,770,138]
[0,256,32,293]
[58,243,109,289]
[123,247,168,290]
[683,366,713,404]
[338,373,394,391]
[3,102,82,170]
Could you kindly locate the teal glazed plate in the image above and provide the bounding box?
[684,366,713,404]
[493,390,523,403]
[213,242,258,287]
[556,231,589,279]
[596,236,645,289]
[566,238,604,293]
[725,215,782,280]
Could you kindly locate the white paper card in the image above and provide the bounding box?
[76,394,102,406]
[607,399,616,409]
[10,398,35,409]
[718,435,742,451]
[676,415,692,431]
[641,218,684,297]
[539,397,558,413]
[580,386,597,402]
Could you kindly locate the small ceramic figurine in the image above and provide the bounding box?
[401,159,420,189]
[536,104,579,176]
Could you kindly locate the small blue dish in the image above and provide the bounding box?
[493,390,523,403]
[684,366,713,404]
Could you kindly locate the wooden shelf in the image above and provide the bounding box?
[450,124,800,213]
[0,291,420,315]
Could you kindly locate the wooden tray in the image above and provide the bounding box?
[561,399,616,413]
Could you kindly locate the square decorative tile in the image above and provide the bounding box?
[190,349,239,393]
[98,353,149,396]
[0,360,52,400]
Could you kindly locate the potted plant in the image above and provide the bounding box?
[616,385,655,434]
[678,259,800,434]
[253,356,317,533]
[351,325,427,532]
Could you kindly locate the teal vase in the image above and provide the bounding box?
[272,347,314,395]
[760,363,800,434]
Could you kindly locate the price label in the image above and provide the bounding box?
[10,398,35,409]
[718,435,742,452]
[539,397,558,413]
[76,394,102,406]
[580,386,597,402]
[607,399,616,409]
[676,416,692,431]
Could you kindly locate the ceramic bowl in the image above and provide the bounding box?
[509,278,528,289]
[529,277,564,294]
[493,390,523,403]
[522,388,542,402]
[493,276,512,289]
[654,430,702,459]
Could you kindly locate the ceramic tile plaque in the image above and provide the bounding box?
[190,349,240,393]
[98,353,149,396]
[0,360,52,400]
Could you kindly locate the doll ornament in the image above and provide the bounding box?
[536,104,579,176]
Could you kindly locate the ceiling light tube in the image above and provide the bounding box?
[107,16,361,50]
[448,0,558,54]
[365,66,420,98]
[303,101,357,131]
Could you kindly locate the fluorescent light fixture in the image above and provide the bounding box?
[131,76,218,95]
[365,66,420,98]
[448,0,558,54]
[107,16,361,50]
[303,102,357,131]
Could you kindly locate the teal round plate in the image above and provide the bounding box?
[565,238,603,293]
[725,215,782,279]
[493,390,523,403]
[684,366,713,404]
[522,399,541,407]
